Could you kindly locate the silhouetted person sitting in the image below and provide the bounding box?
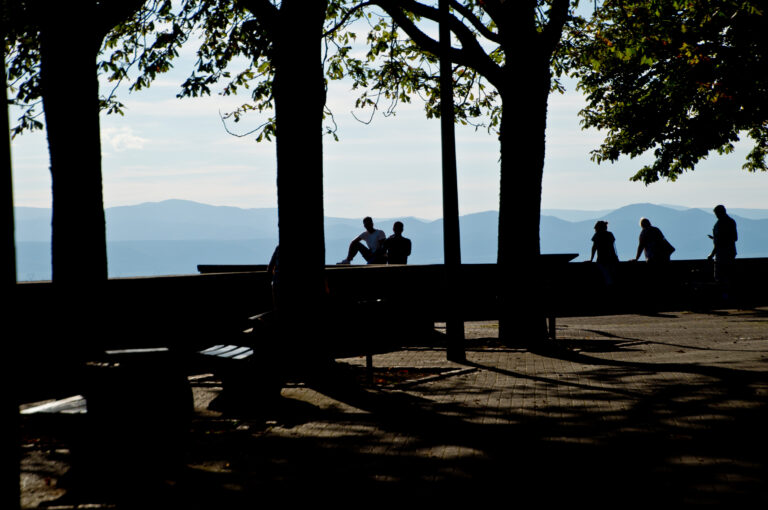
[633,217,674,264]
[339,216,387,264]
[385,221,412,264]
[589,220,618,285]
[708,204,737,285]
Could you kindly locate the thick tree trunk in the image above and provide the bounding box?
[1,14,20,507]
[40,13,107,287]
[1,33,13,289]
[496,54,552,345]
[37,6,111,358]
[271,0,329,355]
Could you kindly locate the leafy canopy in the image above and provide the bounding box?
[353,1,582,134]
[571,0,768,184]
[5,0,370,142]
[5,0,180,137]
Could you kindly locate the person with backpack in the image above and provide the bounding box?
[633,217,674,264]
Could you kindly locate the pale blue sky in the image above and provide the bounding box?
[9,30,767,220]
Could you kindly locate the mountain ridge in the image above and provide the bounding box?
[14,199,768,281]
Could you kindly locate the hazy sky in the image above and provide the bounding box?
[9,27,767,220]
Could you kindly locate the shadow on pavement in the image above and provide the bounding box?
[22,311,768,508]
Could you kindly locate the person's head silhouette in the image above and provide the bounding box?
[714,205,727,219]
[363,216,374,232]
[393,221,404,235]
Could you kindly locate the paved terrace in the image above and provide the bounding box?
[20,306,768,508]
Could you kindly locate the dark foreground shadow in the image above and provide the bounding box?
[180,360,768,507]
[22,323,768,509]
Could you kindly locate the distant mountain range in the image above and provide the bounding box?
[13,199,768,281]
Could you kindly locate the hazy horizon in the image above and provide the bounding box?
[13,197,768,221]
[13,200,768,282]
[10,67,768,220]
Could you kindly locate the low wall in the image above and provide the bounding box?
[15,257,767,344]
[12,257,767,402]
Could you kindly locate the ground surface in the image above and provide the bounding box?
[20,307,768,508]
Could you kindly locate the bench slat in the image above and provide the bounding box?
[21,395,87,415]
[200,344,253,359]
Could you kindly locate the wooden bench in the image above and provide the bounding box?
[193,311,296,411]
[195,304,392,394]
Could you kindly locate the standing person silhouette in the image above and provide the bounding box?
[385,221,412,265]
[632,217,675,309]
[339,217,387,264]
[589,220,618,285]
[708,204,738,286]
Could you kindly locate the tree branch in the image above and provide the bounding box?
[449,0,500,44]
[541,0,571,57]
[374,0,503,87]
[94,0,148,40]
[323,1,376,38]
[236,0,280,38]
[477,0,516,32]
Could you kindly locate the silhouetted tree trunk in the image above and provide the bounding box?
[439,0,465,360]
[495,14,553,343]
[1,11,14,290]
[39,7,107,286]
[37,1,144,287]
[272,0,328,328]
[238,0,329,358]
[373,0,570,344]
[1,7,20,507]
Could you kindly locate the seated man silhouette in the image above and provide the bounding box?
[385,221,412,264]
[339,216,387,264]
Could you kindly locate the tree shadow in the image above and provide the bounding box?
[560,328,768,354]
[29,319,768,508]
[706,307,768,320]
[155,349,768,506]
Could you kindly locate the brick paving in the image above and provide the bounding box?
[20,306,768,508]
